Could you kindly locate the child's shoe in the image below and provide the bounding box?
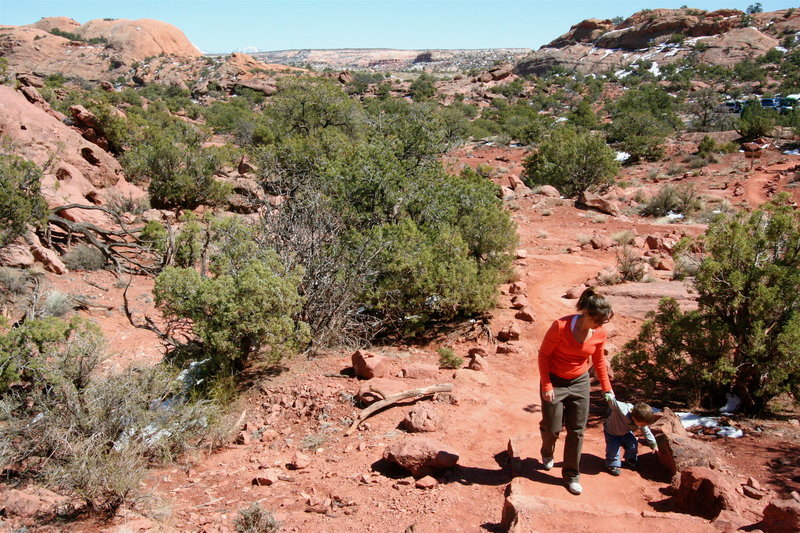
[606,465,621,476]
[542,456,554,470]
[622,459,638,470]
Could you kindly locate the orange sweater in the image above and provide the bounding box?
[538,315,612,393]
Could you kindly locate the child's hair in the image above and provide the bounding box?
[577,287,614,323]
[631,402,657,425]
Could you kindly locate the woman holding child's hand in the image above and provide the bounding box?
[537,287,614,496]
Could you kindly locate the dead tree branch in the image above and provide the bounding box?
[345,383,453,436]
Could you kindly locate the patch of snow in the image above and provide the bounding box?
[666,211,684,220]
[775,46,788,53]
[555,117,568,123]
[649,62,661,76]
[720,393,741,414]
[615,69,631,79]
[615,151,631,162]
[676,412,743,438]
[784,149,800,156]
[717,426,744,438]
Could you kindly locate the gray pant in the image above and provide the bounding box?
[539,372,590,483]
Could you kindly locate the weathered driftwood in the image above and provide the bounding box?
[345,383,453,436]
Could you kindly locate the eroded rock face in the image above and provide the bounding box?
[514,8,789,76]
[382,436,459,477]
[673,467,739,519]
[0,85,147,227]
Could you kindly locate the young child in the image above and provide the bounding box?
[603,393,658,476]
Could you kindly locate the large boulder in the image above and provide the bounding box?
[400,363,439,379]
[577,191,622,217]
[673,467,739,519]
[762,498,800,533]
[514,8,783,76]
[351,350,388,379]
[651,407,720,477]
[383,437,459,477]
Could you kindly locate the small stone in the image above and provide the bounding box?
[468,347,489,358]
[514,308,535,323]
[415,476,438,489]
[288,452,311,470]
[743,485,766,500]
[745,477,761,490]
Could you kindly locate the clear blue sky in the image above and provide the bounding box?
[1,1,797,53]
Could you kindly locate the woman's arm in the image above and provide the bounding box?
[538,320,561,393]
[590,338,613,393]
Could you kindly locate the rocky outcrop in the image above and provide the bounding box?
[515,8,791,76]
[0,85,144,226]
[0,17,201,81]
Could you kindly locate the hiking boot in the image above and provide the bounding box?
[623,459,638,470]
[542,456,554,470]
[566,481,583,495]
[606,466,621,476]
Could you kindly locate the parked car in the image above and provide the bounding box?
[760,97,780,110]
[721,100,743,113]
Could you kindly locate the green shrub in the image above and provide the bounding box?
[62,245,106,271]
[235,503,282,533]
[522,125,620,197]
[0,155,49,247]
[0,58,10,85]
[606,84,679,161]
[106,193,150,215]
[438,347,463,369]
[409,73,437,101]
[640,185,700,217]
[567,99,601,130]
[154,216,309,374]
[122,124,231,209]
[736,100,777,139]
[697,135,716,155]
[0,267,30,295]
[616,199,800,411]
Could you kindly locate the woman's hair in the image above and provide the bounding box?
[577,287,614,323]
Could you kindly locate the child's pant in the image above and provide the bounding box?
[604,430,638,467]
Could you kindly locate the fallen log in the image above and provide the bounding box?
[345,383,453,436]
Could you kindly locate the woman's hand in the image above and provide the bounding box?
[543,389,556,403]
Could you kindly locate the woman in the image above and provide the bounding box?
[537,287,614,496]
